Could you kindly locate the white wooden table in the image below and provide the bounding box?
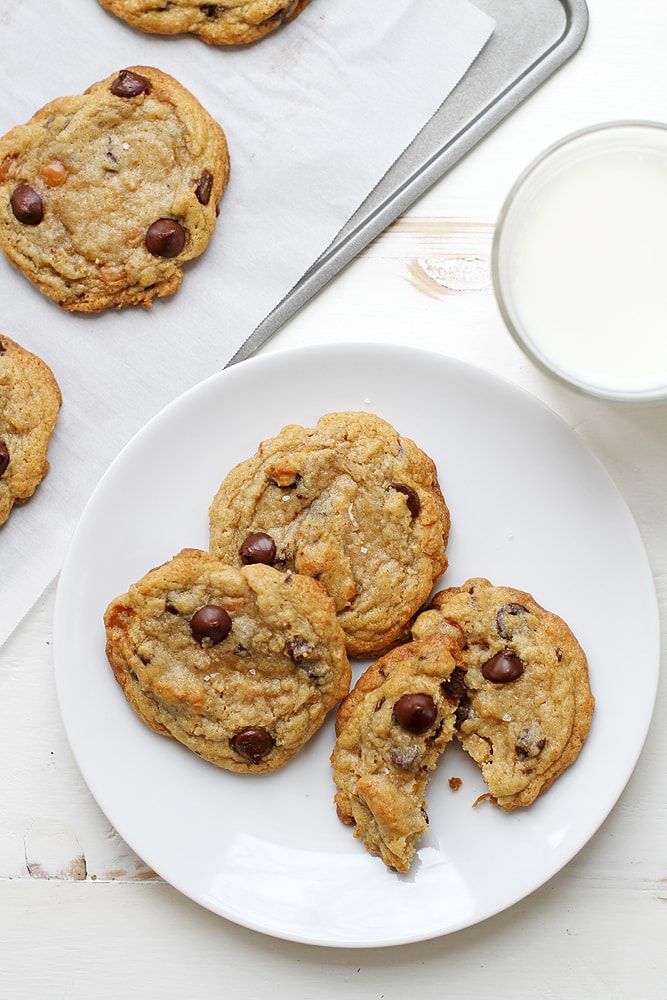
[2,2,666,995]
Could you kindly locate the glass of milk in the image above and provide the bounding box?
[493,122,667,401]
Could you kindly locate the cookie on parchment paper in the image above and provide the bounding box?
[97,0,312,45]
[104,548,351,774]
[331,633,467,873]
[411,577,594,810]
[0,335,61,526]
[208,411,451,658]
[0,66,229,312]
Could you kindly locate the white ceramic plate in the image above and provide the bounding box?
[53,343,659,948]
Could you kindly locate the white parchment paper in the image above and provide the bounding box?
[0,0,494,644]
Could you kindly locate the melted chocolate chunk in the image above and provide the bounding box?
[481,650,525,683]
[440,666,467,705]
[110,70,152,98]
[189,604,232,645]
[201,4,225,18]
[495,603,528,640]
[0,340,6,354]
[232,726,274,764]
[515,728,546,759]
[145,219,186,258]
[11,184,43,225]
[195,170,214,205]
[239,531,276,565]
[389,745,421,770]
[0,441,9,477]
[388,483,420,518]
[285,636,313,663]
[394,693,437,734]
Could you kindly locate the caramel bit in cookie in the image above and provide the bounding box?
[189,604,232,646]
[145,219,186,258]
[265,459,299,488]
[10,184,43,225]
[110,69,153,98]
[232,726,275,764]
[195,170,214,205]
[388,482,420,518]
[481,650,525,683]
[239,531,276,566]
[38,160,68,187]
[0,441,10,477]
[393,693,437,734]
[496,602,528,640]
[0,155,17,183]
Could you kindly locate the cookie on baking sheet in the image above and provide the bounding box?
[97,0,312,45]
[411,578,594,810]
[208,411,451,658]
[331,633,467,873]
[103,548,350,773]
[0,335,61,526]
[0,66,229,312]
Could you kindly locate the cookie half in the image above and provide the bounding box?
[97,0,312,45]
[0,335,61,525]
[208,412,451,658]
[0,66,229,311]
[412,578,594,810]
[104,548,351,773]
[331,633,467,873]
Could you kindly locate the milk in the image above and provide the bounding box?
[494,124,667,400]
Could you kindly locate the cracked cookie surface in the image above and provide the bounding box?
[208,412,451,658]
[412,578,594,810]
[331,633,466,872]
[104,548,351,773]
[0,335,61,525]
[97,0,312,45]
[0,66,229,311]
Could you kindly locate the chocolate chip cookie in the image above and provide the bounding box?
[412,578,594,810]
[331,633,467,872]
[208,412,451,658]
[103,548,351,773]
[97,0,311,45]
[0,67,229,311]
[0,335,61,525]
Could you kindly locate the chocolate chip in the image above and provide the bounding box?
[0,340,5,355]
[495,603,528,640]
[195,170,214,205]
[481,650,525,683]
[0,441,9,477]
[201,4,225,17]
[239,531,276,565]
[232,726,274,764]
[455,695,471,725]
[394,693,437,734]
[110,70,152,98]
[388,483,420,518]
[11,184,43,225]
[145,219,186,258]
[285,636,313,663]
[189,604,232,645]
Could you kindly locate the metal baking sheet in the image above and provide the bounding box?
[229,0,589,365]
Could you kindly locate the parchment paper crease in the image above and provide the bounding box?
[0,0,494,644]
